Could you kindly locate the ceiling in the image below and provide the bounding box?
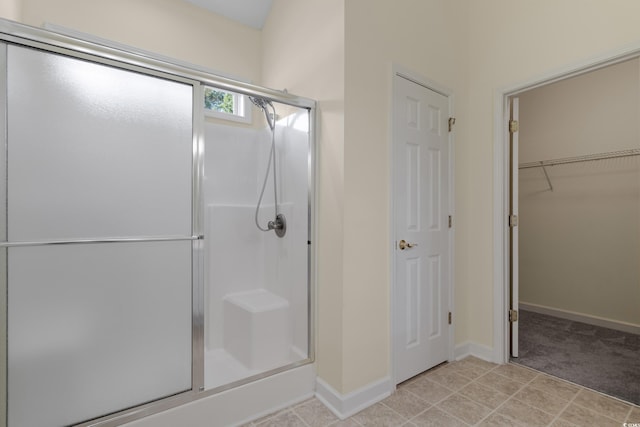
[184,0,274,29]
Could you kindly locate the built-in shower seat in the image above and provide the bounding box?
[223,289,291,370]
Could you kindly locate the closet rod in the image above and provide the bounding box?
[519,148,640,170]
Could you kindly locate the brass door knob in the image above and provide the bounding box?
[398,239,418,250]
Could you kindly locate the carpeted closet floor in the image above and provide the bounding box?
[512,309,640,405]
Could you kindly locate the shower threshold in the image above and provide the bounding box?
[204,347,303,390]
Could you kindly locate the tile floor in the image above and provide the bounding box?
[242,357,640,426]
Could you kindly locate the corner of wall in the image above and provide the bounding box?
[315,375,392,420]
[0,0,22,22]
[261,0,347,398]
[454,341,496,363]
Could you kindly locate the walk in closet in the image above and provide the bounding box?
[514,57,640,404]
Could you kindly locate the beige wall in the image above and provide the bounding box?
[518,59,640,326]
[20,0,262,83]
[519,59,640,162]
[0,0,21,21]
[467,0,640,348]
[342,0,469,392]
[262,0,346,390]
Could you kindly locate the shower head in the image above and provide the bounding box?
[249,96,275,130]
[249,96,272,110]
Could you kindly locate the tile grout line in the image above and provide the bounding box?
[627,407,640,423]
[399,373,461,425]
[505,362,603,424]
[380,379,457,426]
[297,409,314,427]
[439,365,509,425]
[569,393,633,424]
[402,376,457,407]
[450,361,506,426]
[376,400,413,426]
[473,369,546,426]
[546,384,581,427]
[326,414,364,427]
[293,399,353,427]
[403,405,432,426]
[400,360,484,426]
[428,376,478,426]
[509,373,579,422]
[425,363,499,426]
[350,414,364,426]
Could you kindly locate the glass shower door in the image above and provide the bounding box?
[4,45,195,427]
[202,100,312,390]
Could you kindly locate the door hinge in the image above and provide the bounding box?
[509,309,518,322]
[448,117,456,132]
[448,312,452,325]
[508,214,518,227]
[448,215,453,228]
[509,119,519,133]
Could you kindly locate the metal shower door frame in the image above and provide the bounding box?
[0,18,317,427]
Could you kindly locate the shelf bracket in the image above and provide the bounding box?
[540,162,553,191]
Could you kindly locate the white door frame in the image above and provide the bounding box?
[390,64,455,386]
[492,45,640,364]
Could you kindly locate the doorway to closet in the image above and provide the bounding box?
[508,58,640,405]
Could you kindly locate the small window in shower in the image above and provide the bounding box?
[204,86,251,124]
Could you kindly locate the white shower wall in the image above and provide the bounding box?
[203,111,309,387]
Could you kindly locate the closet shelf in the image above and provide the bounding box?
[519,148,640,192]
[519,148,640,170]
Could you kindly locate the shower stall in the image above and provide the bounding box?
[0,19,315,427]
[203,102,311,390]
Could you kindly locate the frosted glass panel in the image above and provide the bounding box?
[6,45,193,241]
[5,44,195,427]
[8,241,192,427]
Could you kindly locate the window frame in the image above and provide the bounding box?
[203,86,252,124]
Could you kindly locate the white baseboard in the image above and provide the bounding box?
[315,376,392,420]
[519,302,640,335]
[454,341,495,363]
[315,342,500,420]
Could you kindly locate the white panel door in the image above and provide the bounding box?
[510,97,520,358]
[393,75,450,384]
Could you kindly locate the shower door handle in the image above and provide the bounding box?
[398,239,418,250]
